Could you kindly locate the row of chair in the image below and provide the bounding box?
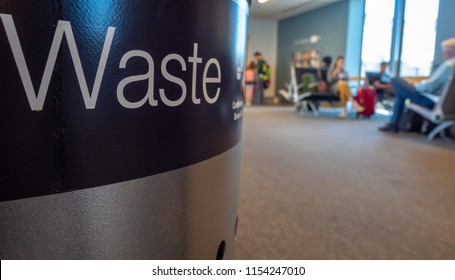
[279,66,337,117]
[279,65,455,140]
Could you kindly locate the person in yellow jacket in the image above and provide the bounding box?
[254,51,271,105]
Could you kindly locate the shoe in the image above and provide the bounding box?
[352,102,365,112]
[378,123,399,133]
[338,111,347,119]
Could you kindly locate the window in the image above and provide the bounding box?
[361,0,440,77]
[360,0,395,75]
[400,0,439,76]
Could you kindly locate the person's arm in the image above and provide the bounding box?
[415,62,450,93]
[327,66,338,83]
[373,73,390,89]
[373,81,383,88]
[330,67,340,79]
[343,69,349,81]
[373,81,393,90]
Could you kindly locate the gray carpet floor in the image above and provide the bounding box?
[236,106,455,259]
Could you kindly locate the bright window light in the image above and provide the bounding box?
[360,0,395,75]
[361,0,440,77]
[400,0,439,77]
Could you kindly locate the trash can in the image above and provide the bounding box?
[0,0,249,259]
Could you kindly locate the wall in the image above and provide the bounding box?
[433,0,455,65]
[277,1,349,94]
[247,19,278,98]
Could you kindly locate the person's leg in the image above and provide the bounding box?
[337,81,364,115]
[337,81,349,105]
[244,84,253,106]
[411,94,435,108]
[389,77,420,125]
[379,77,435,132]
[256,78,264,105]
[336,81,349,118]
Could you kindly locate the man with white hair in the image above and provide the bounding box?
[379,38,455,132]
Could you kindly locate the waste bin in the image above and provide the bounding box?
[0,0,249,259]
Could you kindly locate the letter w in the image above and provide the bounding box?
[0,14,115,110]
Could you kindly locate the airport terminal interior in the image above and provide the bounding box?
[237,0,455,259]
[1,0,454,261]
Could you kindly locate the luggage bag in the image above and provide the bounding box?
[356,86,377,117]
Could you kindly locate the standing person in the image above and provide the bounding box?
[254,51,270,105]
[244,61,256,106]
[378,38,455,132]
[328,56,365,118]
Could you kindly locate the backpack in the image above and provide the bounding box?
[399,108,424,132]
[264,79,271,89]
[259,61,271,89]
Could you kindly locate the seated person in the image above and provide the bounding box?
[319,56,332,88]
[321,56,332,69]
[379,38,455,132]
[370,62,394,94]
[328,56,365,118]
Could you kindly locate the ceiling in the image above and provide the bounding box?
[249,0,342,20]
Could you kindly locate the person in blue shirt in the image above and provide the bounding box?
[379,38,455,132]
[372,62,394,94]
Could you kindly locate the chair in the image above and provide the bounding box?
[279,65,339,117]
[405,65,455,140]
